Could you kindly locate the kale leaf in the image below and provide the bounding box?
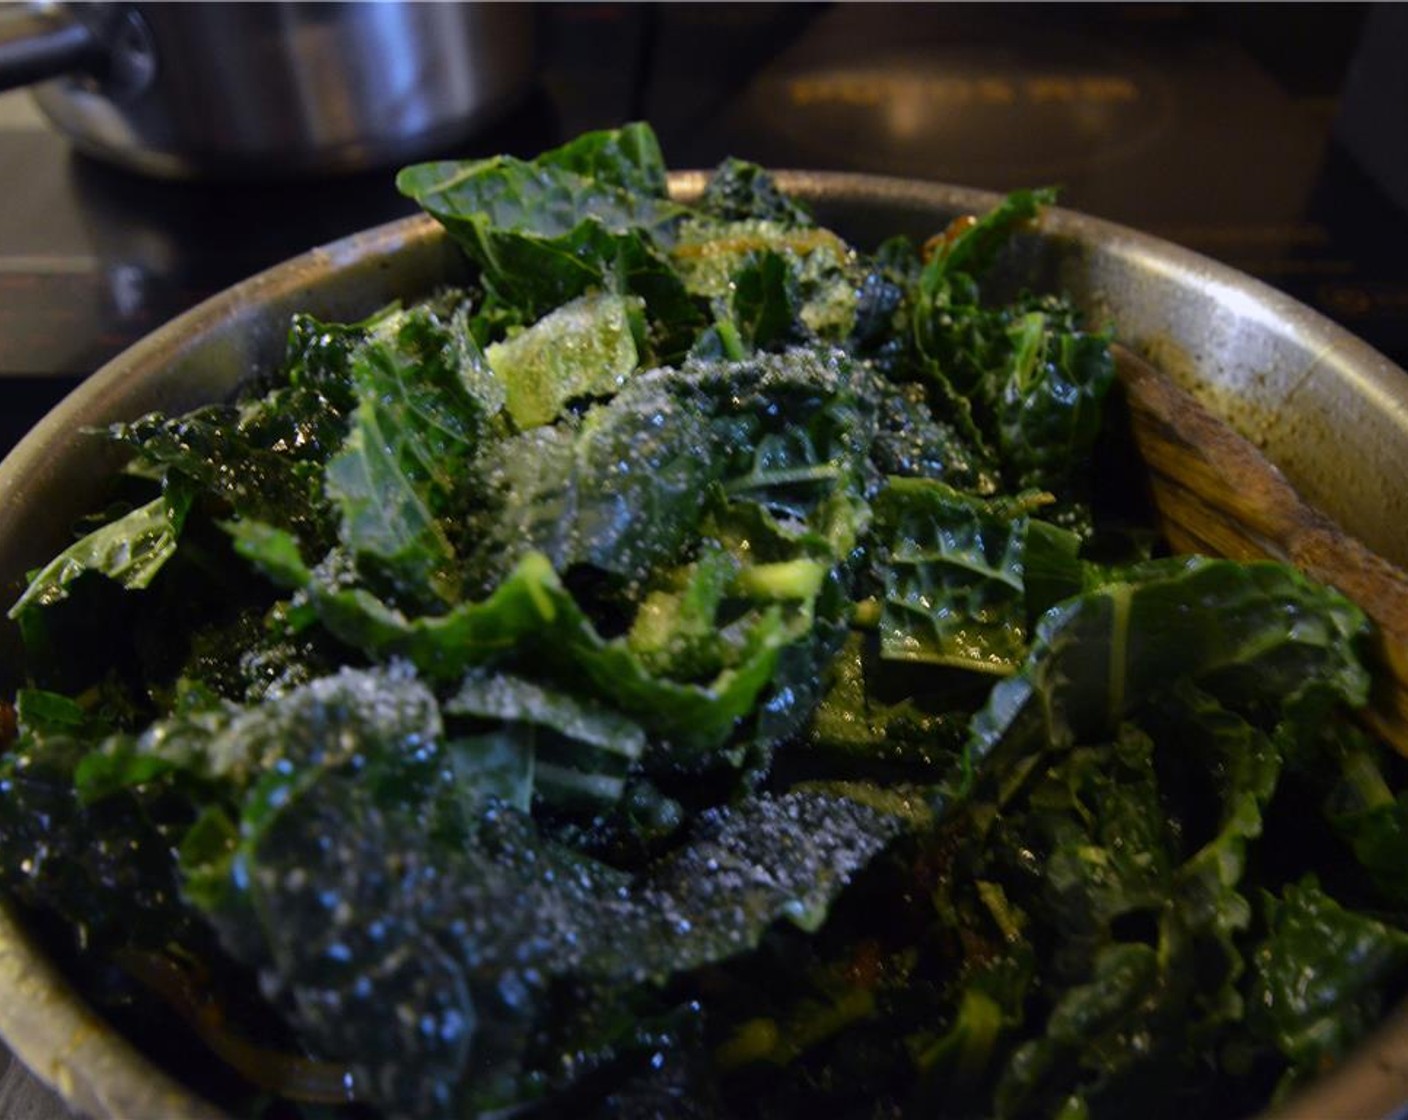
[396,125,702,356]
[9,492,192,617]
[872,478,1082,675]
[1250,876,1408,1096]
[966,558,1371,785]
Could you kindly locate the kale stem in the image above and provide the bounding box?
[716,318,746,362]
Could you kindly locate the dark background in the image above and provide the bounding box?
[2,2,1408,1116]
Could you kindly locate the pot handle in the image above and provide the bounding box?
[0,3,102,93]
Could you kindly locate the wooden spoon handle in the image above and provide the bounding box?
[1114,343,1408,754]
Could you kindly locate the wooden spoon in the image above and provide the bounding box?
[1113,342,1408,755]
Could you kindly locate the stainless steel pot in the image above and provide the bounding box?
[0,1,535,178]
[0,173,1407,1118]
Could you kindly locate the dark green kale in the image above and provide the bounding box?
[800,630,973,774]
[870,379,999,492]
[324,303,499,611]
[1249,876,1408,1098]
[908,189,1115,528]
[472,368,723,586]
[698,158,814,227]
[872,479,1083,675]
[116,667,902,1119]
[966,558,1371,784]
[106,386,345,549]
[1,123,1401,1120]
[0,689,200,950]
[396,123,702,359]
[445,669,645,811]
[720,250,807,357]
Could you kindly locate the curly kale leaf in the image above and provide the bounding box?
[108,376,355,550]
[946,564,1374,1116]
[0,690,206,953]
[966,558,1371,785]
[226,526,556,675]
[703,346,881,528]
[396,124,701,354]
[994,941,1168,1119]
[626,546,741,681]
[968,707,1272,1118]
[213,762,475,1118]
[327,408,459,610]
[616,791,907,963]
[1025,730,1178,961]
[323,303,502,612]
[1250,876,1408,1095]
[916,188,1056,318]
[83,301,489,614]
[229,535,790,758]
[475,371,721,587]
[1148,686,1284,1022]
[909,188,1114,520]
[722,250,806,357]
[279,301,405,407]
[9,491,193,618]
[3,665,903,1120]
[801,630,972,773]
[365,347,877,767]
[925,295,1114,523]
[872,479,1083,675]
[870,379,1000,493]
[542,120,673,197]
[698,157,814,227]
[1326,760,1408,909]
[996,307,1115,514]
[470,345,877,590]
[205,740,901,1120]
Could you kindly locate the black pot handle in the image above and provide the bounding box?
[0,3,103,93]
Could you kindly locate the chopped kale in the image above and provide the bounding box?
[1,123,1401,1120]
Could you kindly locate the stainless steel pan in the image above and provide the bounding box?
[0,1,535,178]
[0,172,1405,1118]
